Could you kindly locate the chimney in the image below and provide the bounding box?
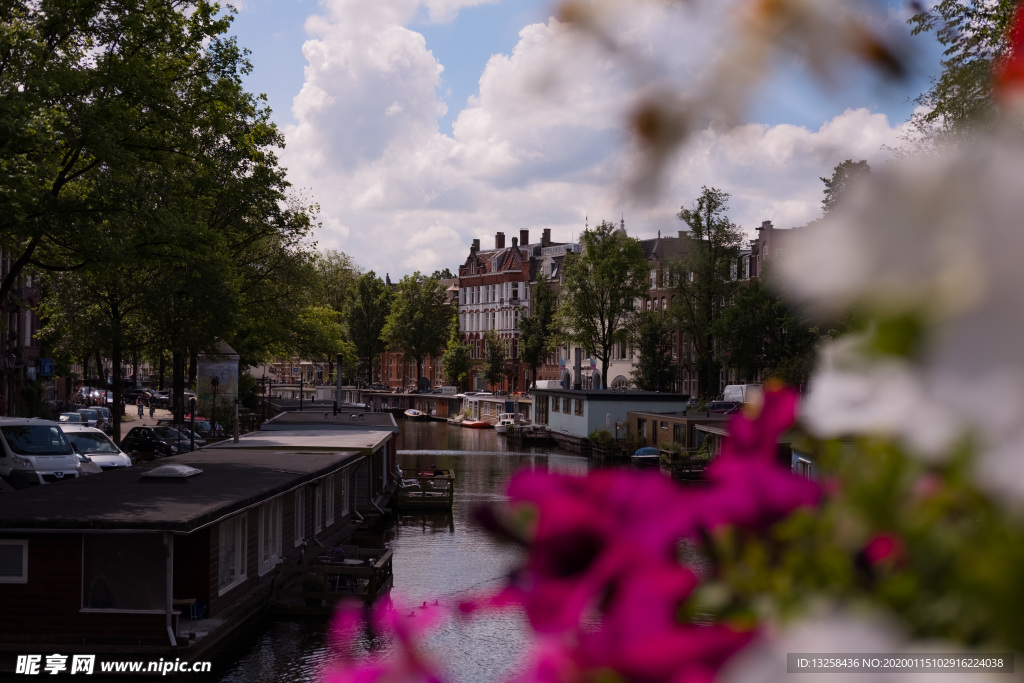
[511,236,518,248]
[758,220,773,232]
[495,231,505,249]
[471,238,480,253]
[520,229,529,246]
[542,228,551,247]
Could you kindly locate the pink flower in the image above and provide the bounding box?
[705,385,821,527]
[502,469,706,632]
[574,561,753,683]
[322,600,450,683]
[862,533,907,568]
[994,1,1024,103]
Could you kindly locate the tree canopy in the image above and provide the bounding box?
[381,273,450,384]
[821,160,871,216]
[670,187,745,399]
[556,221,649,389]
[517,274,556,389]
[346,272,394,384]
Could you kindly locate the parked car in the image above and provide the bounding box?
[706,401,741,414]
[157,417,216,439]
[120,426,185,459]
[76,408,101,428]
[168,426,206,450]
[58,412,86,424]
[59,424,132,470]
[93,406,113,433]
[75,452,104,475]
[0,418,81,488]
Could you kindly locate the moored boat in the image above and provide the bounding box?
[404,409,427,420]
[397,467,455,510]
[631,446,660,466]
[460,420,492,429]
[494,413,518,434]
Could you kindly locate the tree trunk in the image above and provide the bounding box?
[111,313,124,443]
[173,350,185,423]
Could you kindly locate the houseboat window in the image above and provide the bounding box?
[574,399,583,416]
[551,397,559,413]
[83,534,165,610]
[673,424,684,446]
[294,488,306,547]
[638,419,647,443]
[259,499,282,577]
[562,397,571,413]
[218,515,248,593]
[341,468,351,517]
[325,476,336,527]
[535,396,547,424]
[313,484,323,534]
[0,540,27,584]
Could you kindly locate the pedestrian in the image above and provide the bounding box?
[149,399,155,418]
[137,397,144,417]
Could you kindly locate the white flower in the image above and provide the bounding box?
[783,126,1024,503]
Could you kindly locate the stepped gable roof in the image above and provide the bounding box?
[496,245,526,272]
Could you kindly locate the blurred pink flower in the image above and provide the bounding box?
[706,385,821,527]
[322,600,450,683]
[862,533,907,568]
[503,469,706,631]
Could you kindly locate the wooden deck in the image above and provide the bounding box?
[396,469,455,510]
[271,545,393,615]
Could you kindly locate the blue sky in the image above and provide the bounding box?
[224,0,945,277]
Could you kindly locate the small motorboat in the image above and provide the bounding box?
[460,420,492,429]
[404,409,427,420]
[631,446,661,465]
[494,413,518,434]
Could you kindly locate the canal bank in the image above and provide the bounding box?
[208,420,590,683]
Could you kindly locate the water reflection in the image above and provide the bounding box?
[213,420,590,683]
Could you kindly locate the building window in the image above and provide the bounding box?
[294,488,306,546]
[325,475,336,527]
[0,540,27,584]
[218,514,248,594]
[574,399,583,416]
[259,499,282,576]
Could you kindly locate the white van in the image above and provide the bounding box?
[0,418,82,489]
[721,384,763,403]
[58,424,133,470]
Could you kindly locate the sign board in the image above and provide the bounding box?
[40,358,54,377]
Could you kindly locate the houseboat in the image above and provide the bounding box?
[0,410,399,673]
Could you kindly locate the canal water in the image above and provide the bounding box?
[209,420,590,683]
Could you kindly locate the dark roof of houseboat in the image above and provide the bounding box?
[0,447,362,533]
[529,388,692,401]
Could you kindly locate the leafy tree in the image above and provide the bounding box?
[345,272,394,383]
[713,277,821,390]
[441,314,471,390]
[482,330,509,391]
[557,221,649,389]
[670,187,745,399]
[382,273,450,385]
[312,250,360,316]
[630,311,675,392]
[0,0,255,305]
[821,160,871,216]
[517,274,557,389]
[907,0,1018,145]
[431,268,454,280]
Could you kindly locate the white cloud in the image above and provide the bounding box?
[280,0,910,276]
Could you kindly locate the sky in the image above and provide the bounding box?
[226,0,945,278]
